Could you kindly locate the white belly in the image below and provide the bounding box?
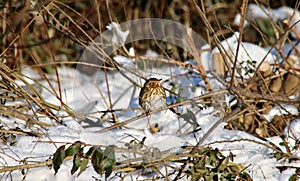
[144,95,166,111]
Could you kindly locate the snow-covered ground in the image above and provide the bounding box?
[1,60,299,180]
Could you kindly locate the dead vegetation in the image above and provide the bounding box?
[0,0,300,180]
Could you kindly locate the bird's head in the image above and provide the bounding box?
[144,78,162,88]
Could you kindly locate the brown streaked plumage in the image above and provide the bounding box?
[139,78,166,112]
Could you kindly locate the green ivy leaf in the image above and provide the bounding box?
[71,152,82,175]
[188,147,253,180]
[288,174,298,181]
[78,158,89,177]
[104,145,115,160]
[103,145,116,178]
[91,146,104,175]
[102,157,115,170]
[105,166,113,178]
[279,142,286,146]
[218,156,229,172]
[273,152,285,160]
[85,147,95,158]
[53,145,66,175]
[65,141,82,157]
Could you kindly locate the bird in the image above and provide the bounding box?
[139,78,166,112]
[139,78,180,116]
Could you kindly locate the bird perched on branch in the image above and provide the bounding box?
[139,78,180,116]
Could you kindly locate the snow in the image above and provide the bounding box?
[264,105,299,122]
[201,32,276,79]
[1,61,299,180]
[284,119,300,143]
